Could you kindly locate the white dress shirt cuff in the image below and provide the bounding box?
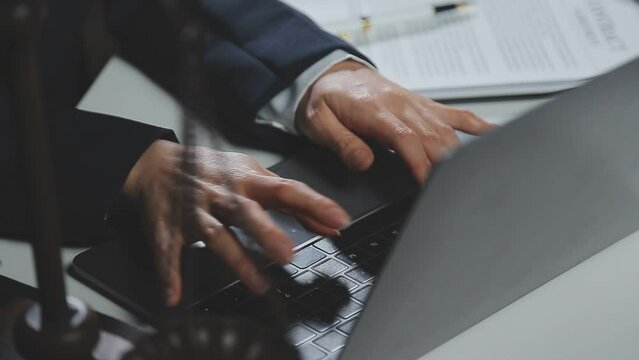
[255,49,375,135]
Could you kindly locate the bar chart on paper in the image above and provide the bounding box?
[284,0,639,99]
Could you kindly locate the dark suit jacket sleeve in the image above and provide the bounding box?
[0,84,176,245]
[106,0,371,123]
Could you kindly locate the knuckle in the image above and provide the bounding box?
[359,93,378,106]
[273,178,298,198]
[418,127,438,142]
[379,84,398,96]
[211,193,240,212]
[238,197,260,213]
[275,177,296,188]
[202,223,223,241]
[439,124,457,138]
[336,134,360,154]
[428,120,455,138]
[349,83,378,102]
[395,127,418,141]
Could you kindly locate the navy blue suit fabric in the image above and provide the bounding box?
[1,0,363,244]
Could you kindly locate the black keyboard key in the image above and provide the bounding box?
[287,302,312,321]
[313,259,348,278]
[336,299,363,319]
[292,247,326,269]
[345,267,374,284]
[336,276,359,292]
[266,264,298,281]
[304,310,341,333]
[360,235,391,255]
[380,224,401,241]
[336,247,371,266]
[298,343,327,360]
[286,324,316,346]
[337,318,358,334]
[194,303,211,314]
[320,277,358,297]
[314,331,348,353]
[199,284,249,311]
[284,264,299,275]
[352,286,371,303]
[235,297,270,318]
[313,238,340,254]
[299,289,336,309]
[339,233,366,248]
[364,254,387,274]
[273,281,304,302]
[293,271,323,288]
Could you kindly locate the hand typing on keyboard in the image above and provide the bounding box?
[296,60,496,183]
[122,140,351,306]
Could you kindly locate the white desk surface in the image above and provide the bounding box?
[2,57,638,359]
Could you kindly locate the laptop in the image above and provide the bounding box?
[71,57,639,359]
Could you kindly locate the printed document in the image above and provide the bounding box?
[283,0,639,99]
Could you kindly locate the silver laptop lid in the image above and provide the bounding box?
[341,58,639,360]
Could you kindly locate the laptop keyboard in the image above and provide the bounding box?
[192,221,402,359]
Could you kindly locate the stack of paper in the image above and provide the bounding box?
[284,0,639,99]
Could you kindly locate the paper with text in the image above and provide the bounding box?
[283,0,639,99]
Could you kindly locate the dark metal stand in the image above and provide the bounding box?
[1,0,298,357]
[1,274,146,360]
[116,2,300,358]
[1,1,99,358]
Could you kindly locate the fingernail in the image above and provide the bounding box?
[326,207,351,229]
[351,149,372,171]
[249,271,271,295]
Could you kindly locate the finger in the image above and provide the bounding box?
[242,176,351,230]
[197,210,270,294]
[295,212,342,237]
[151,221,183,306]
[426,101,496,135]
[211,194,294,264]
[300,100,375,172]
[403,104,460,163]
[273,208,341,237]
[356,111,430,183]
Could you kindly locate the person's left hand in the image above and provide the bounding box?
[122,140,351,306]
[296,60,495,183]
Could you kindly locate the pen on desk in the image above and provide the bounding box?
[325,1,472,45]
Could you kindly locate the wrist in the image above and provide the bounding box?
[122,139,174,203]
[296,60,369,124]
[323,59,369,73]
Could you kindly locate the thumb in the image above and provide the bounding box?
[300,101,375,171]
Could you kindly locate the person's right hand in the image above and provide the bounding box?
[296,60,495,183]
[122,140,351,306]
